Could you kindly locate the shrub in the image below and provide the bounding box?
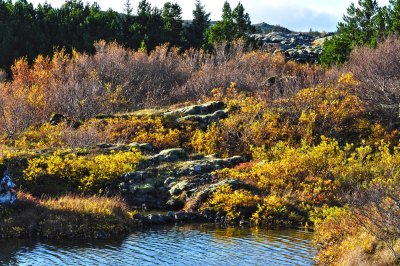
[191,81,366,157]
[202,185,260,221]
[346,36,400,121]
[23,149,143,194]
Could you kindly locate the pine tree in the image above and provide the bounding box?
[162,2,184,47]
[321,0,385,66]
[187,0,210,49]
[124,0,133,16]
[232,2,254,39]
[389,0,400,33]
[132,0,164,50]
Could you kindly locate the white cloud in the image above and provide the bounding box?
[26,0,391,31]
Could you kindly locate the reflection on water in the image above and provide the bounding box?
[0,224,316,266]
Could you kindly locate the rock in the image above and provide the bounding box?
[174,211,188,221]
[225,156,246,166]
[158,148,186,159]
[166,196,185,210]
[132,184,155,194]
[147,148,188,164]
[123,171,149,183]
[169,180,189,196]
[132,212,144,220]
[0,169,16,205]
[250,31,326,63]
[164,177,178,188]
[128,142,153,151]
[97,143,114,149]
[165,101,225,117]
[96,143,130,151]
[174,156,245,177]
[177,110,229,129]
[164,102,228,129]
[49,113,65,126]
[145,214,164,224]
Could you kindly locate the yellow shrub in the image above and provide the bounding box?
[24,149,143,193]
[96,116,182,149]
[203,185,260,220]
[251,195,289,226]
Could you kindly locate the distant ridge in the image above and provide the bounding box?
[253,22,293,34]
[183,20,293,33]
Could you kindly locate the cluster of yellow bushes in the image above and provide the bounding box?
[23,149,143,194]
[4,115,186,150]
[191,77,394,158]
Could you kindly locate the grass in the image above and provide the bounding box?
[0,192,135,239]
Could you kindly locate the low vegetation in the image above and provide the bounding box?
[0,3,400,264]
[0,192,135,239]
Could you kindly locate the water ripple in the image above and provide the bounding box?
[0,225,316,266]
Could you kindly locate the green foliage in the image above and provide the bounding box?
[187,0,210,49]
[162,2,184,47]
[321,0,400,66]
[320,35,353,66]
[0,0,210,72]
[206,1,254,46]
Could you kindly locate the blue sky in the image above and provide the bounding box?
[27,0,390,31]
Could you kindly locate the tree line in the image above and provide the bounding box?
[0,0,254,73]
[321,0,400,66]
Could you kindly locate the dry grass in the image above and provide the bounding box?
[0,192,134,239]
[337,233,400,266]
[42,194,130,216]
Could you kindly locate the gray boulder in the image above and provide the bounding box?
[148,148,187,164]
[164,101,225,117]
[0,169,16,205]
[128,142,154,151]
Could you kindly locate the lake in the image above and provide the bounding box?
[0,224,316,266]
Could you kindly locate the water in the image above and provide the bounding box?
[0,224,316,266]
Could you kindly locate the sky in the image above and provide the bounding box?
[26,0,391,32]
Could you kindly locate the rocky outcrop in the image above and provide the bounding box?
[164,101,228,129]
[283,46,323,64]
[251,32,332,63]
[119,147,247,211]
[0,169,17,205]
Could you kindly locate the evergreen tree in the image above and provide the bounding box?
[232,2,254,39]
[131,0,164,50]
[161,2,184,47]
[321,0,385,66]
[389,0,400,33]
[187,0,210,49]
[206,1,235,45]
[124,0,133,16]
[123,0,134,46]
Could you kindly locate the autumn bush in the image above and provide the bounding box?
[0,40,326,137]
[314,157,400,265]
[23,148,143,195]
[346,36,400,122]
[201,136,400,243]
[191,77,370,157]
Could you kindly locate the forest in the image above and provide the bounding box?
[0,0,399,265]
[0,0,253,72]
